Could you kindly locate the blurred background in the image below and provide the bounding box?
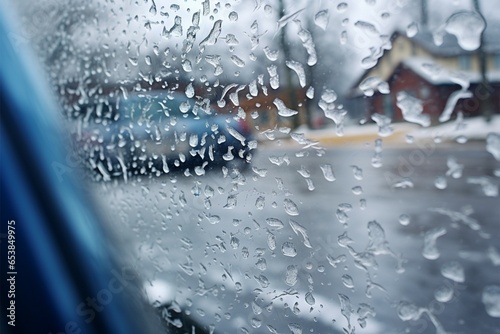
[2,0,499,333]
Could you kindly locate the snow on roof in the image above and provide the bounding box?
[402,57,500,86]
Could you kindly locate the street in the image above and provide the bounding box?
[91,141,500,334]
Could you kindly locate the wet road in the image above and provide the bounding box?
[91,141,500,334]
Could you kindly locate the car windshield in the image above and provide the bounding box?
[5,0,500,333]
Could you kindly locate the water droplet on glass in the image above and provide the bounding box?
[314,9,329,30]
[371,113,394,137]
[398,214,410,226]
[340,30,348,45]
[337,2,348,13]
[396,92,430,127]
[406,22,418,37]
[285,265,298,286]
[230,55,245,68]
[435,284,454,303]
[441,261,465,283]
[289,219,312,248]
[482,285,500,317]
[286,60,306,88]
[255,258,267,271]
[230,236,240,249]
[397,301,421,321]
[199,20,222,48]
[351,165,363,180]
[228,11,238,21]
[444,11,486,51]
[282,242,297,257]
[434,176,447,190]
[320,164,336,181]
[284,198,299,216]
[288,323,302,334]
[442,158,461,180]
[274,98,298,117]
[422,226,447,260]
[486,133,500,161]
[305,292,316,305]
[342,274,354,289]
[224,195,237,209]
[265,218,284,229]
[338,232,353,248]
[254,274,270,288]
[185,83,195,98]
[255,196,265,210]
[327,254,347,268]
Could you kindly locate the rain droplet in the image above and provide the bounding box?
[265,218,284,229]
[305,292,316,305]
[284,198,299,216]
[434,176,447,190]
[306,87,314,99]
[288,323,302,334]
[224,195,237,209]
[263,46,280,61]
[482,285,500,317]
[289,220,312,248]
[320,164,335,181]
[282,242,297,257]
[441,261,465,283]
[230,236,240,249]
[444,11,486,51]
[342,274,354,289]
[327,254,347,268]
[199,20,222,48]
[255,258,267,271]
[371,113,394,137]
[351,165,363,180]
[254,274,270,288]
[406,22,418,38]
[230,55,245,67]
[396,92,430,127]
[422,226,447,260]
[274,98,298,117]
[340,30,348,45]
[398,214,410,226]
[338,232,353,248]
[349,186,362,196]
[314,9,329,30]
[185,83,195,98]
[337,2,348,13]
[228,11,238,21]
[446,157,463,179]
[286,60,306,88]
[285,265,298,286]
[486,133,500,161]
[435,284,454,303]
[255,196,265,210]
[397,301,421,321]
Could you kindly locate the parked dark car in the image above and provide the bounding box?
[70,91,256,181]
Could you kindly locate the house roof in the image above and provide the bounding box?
[401,57,500,86]
[408,25,500,57]
[349,56,500,97]
[348,23,500,97]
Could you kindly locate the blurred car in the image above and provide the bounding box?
[70,91,256,180]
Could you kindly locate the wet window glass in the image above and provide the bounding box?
[6,0,500,333]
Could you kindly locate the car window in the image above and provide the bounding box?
[6,0,500,333]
